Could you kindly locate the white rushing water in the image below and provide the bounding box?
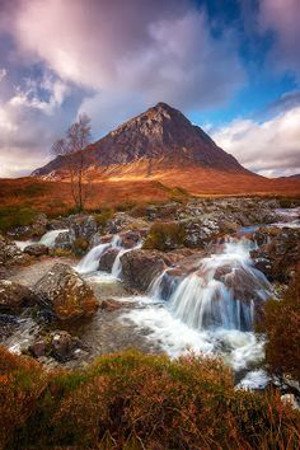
[76,235,141,279]
[76,235,121,274]
[123,238,271,374]
[39,229,69,248]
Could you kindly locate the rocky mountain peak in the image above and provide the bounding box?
[33,102,247,176]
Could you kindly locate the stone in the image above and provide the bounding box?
[98,248,119,272]
[29,339,46,358]
[23,243,49,257]
[0,280,37,313]
[121,249,169,291]
[100,299,124,311]
[34,263,98,321]
[50,330,81,362]
[250,228,300,282]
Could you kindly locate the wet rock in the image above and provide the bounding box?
[50,330,81,362]
[121,249,170,291]
[29,339,46,358]
[250,228,300,282]
[35,263,98,321]
[98,248,119,272]
[99,299,124,311]
[69,214,99,241]
[0,313,19,340]
[0,280,37,313]
[23,243,49,257]
[53,230,72,250]
[0,234,31,271]
[120,230,141,249]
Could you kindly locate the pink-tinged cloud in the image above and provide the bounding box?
[11,0,245,110]
[211,105,300,177]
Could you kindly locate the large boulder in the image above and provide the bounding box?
[69,215,99,241]
[98,248,119,272]
[34,263,98,321]
[120,249,170,291]
[0,235,31,274]
[0,280,37,313]
[250,228,300,282]
[23,243,49,257]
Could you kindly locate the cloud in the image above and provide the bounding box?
[259,0,300,77]
[211,105,300,177]
[11,0,245,112]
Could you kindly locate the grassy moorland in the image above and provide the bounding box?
[0,170,299,233]
[1,346,299,450]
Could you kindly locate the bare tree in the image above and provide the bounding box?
[52,114,92,211]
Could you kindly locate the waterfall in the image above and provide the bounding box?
[150,238,271,332]
[76,242,111,274]
[76,234,122,274]
[39,229,69,248]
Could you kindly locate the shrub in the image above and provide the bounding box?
[143,221,186,251]
[258,269,300,381]
[2,348,299,449]
[95,208,114,230]
[278,197,300,208]
[115,200,138,212]
[73,237,89,255]
[0,205,37,233]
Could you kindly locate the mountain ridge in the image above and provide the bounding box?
[33,102,249,177]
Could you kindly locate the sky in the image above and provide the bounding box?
[0,0,299,178]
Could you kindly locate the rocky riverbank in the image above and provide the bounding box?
[0,197,299,384]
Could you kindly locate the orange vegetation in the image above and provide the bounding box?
[0,165,299,217]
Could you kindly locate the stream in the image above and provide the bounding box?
[7,207,300,386]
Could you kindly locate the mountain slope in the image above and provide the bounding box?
[33,102,248,176]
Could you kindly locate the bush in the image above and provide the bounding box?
[95,208,114,229]
[258,269,300,381]
[0,206,37,232]
[73,237,89,255]
[1,348,299,449]
[143,221,186,251]
[278,197,300,208]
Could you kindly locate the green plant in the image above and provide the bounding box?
[143,221,186,251]
[258,270,300,381]
[95,208,114,229]
[0,205,37,232]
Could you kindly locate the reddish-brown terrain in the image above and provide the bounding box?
[1,102,299,216]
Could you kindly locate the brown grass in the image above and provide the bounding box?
[0,166,299,219]
[1,347,299,449]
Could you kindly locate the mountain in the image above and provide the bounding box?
[33,102,248,177]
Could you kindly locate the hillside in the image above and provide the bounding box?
[33,102,248,177]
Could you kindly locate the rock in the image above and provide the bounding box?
[53,231,73,250]
[50,330,81,362]
[0,234,31,271]
[0,280,37,313]
[34,263,98,321]
[98,248,119,272]
[121,249,170,291]
[120,230,141,249]
[99,299,124,311]
[23,243,49,257]
[69,214,99,241]
[250,228,300,282]
[29,339,46,358]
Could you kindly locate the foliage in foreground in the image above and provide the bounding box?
[0,347,299,449]
[259,268,300,381]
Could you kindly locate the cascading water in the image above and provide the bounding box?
[123,237,272,373]
[39,229,69,248]
[164,238,271,332]
[76,235,121,274]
